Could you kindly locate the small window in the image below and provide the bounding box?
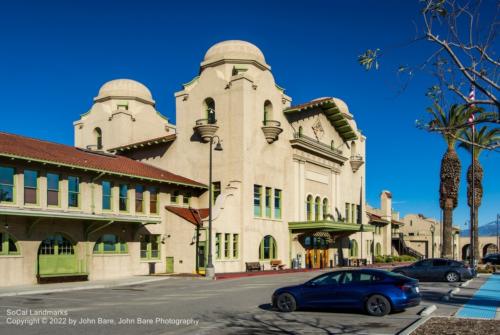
[170,190,179,204]
[233,234,239,258]
[117,102,128,111]
[263,100,273,124]
[93,234,127,254]
[298,126,303,137]
[135,185,144,213]
[330,140,335,150]
[306,195,313,221]
[351,204,356,224]
[203,98,216,124]
[265,187,272,218]
[314,197,321,221]
[322,198,329,220]
[102,181,112,210]
[68,176,80,207]
[119,184,128,211]
[349,239,358,257]
[93,128,103,150]
[274,189,282,219]
[212,182,221,205]
[215,233,222,259]
[253,185,262,217]
[224,233,230,258]
[183,193,191,206]
[0,166,14,203]
[47,173,60,206]
[259,235,277,260]
[149,187,158,214]
[345,203,350,223]
[140,235,160,259]
[24,169,38,204]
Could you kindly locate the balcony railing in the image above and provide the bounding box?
[292,132,343,155]
[261,119,283,144]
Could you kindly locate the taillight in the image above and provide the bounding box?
[396,284,413,291]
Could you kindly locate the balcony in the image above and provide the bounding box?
[193,118,219,142]
[350,154,364,173]
[261,120,283,144]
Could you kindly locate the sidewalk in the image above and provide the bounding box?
[0,276,170,297]
[456,273,500,320]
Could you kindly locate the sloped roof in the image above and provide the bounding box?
[284,97,358,141]
[109,134,176,153]
[165,206,209,226]
[0,131,205,189]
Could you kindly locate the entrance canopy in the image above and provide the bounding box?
[288,220,374,234]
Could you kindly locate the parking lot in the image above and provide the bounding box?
[0,271,467,335]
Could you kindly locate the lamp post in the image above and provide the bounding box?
[205,135,223,279]
[430,225,435,259]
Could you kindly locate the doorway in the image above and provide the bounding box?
[38,234,79,276]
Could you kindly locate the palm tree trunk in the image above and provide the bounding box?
[467,160,483,262]
[442,202,454,258]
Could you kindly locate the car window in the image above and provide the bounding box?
[310,272,343,286]
[341,272,353,285]
[341,272,376,284]
[415,260,432,267]
[432,259,448,267]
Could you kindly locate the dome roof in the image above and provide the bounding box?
[203,40,267,65]
[94,79,154,104]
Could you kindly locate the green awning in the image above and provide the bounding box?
[289,220,373,233]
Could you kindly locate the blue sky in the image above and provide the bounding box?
[0,0,498,228]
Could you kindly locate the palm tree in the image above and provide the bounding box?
[459,126,500,261]
[426,104,470,259]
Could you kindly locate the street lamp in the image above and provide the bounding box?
[205,135,223,279]
[430,225,435,259]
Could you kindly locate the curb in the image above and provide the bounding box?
[397,316,431,335]
[0,277,170,297]
[419,304,437,317]
[442,287,460,301]
[460,279,472,287]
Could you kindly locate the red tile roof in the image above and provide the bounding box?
[109,134,177,153]
[285,97,332,111]
[0,131,205,188]
[367,212,390,224]
[165,206,209,226]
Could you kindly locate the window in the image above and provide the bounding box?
[366,240,372,256]
[349,239,358,257]
[265,187,272,218]
[322,198,329,220]
[356,205,361,224]
[204,98,216,124]
[102,181,112,210]
[352,204,356,224]
[119,184,128,211]
[233,234,239,258]
[309,272,343,286]
[47,173,60,206]
[0,166,14,203]
[345,203,350,223]
[140,235,160,259]
[24,169,38,204]
[68,176,80,207]
[253,185,262,217]
[259,235,277,260]
[375,242,382,256]
[135,185,144,213]
[117,102,128,111]
[39,234,73,255]
[0,232,19,255]
[183,193,191,206]
[432,259,448,267]
[170,190,179,204]
[93,127,103,150]
[215,233,222,259]
[306,195,313,221]
[274,189,282,219]
[224,233,230,258]
[149,187,158,214]
[314,197,321,221]
[263,100,273,124]
[330,140,335,150]
[93,234,127,254]
[212,182,221,205]
[415,260,432,267]
[298,126,303,137]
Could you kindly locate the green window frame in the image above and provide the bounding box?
[170,190,179,204]
[46,173,60,207]
[253,185,262,217]
[93,234,127,254]
[259,235,277,260]
[119,184,128,212]
[183,193,191,206]
[149,187,158,214]
[24,169,38,205]
[0,165,15,203]
[351,204,356,224]
[356,205,361,224]
[375,242,382,256]
[349,239,358,257]
[212,181,221,205]
[345,203,350,223]
[215,233,222,259]
[306,195,313,221]
[314,196,321,221]
[140,234,160,260]
[322,198,329,220]
[265,187,272,218]
[224,233,230,258]
[102,181,113,211]
[68,176,80,208]
[135,185,144,213]
[0,231,20,256]
[274,189,282,219]
[233,234,239,258]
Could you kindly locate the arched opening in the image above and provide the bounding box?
[259,235,277,260]
[322,198,329,220]
[263,100,273,124]
[38,233,78,276]
[203,98,216,124]
[0,229,20,255]
[314,196,321,221]
[93,127,103,150]
[483,243,498,257]
[351,141,357,156]
[376,242,382,256]
[306,195,313,221]
[349,239,358,257]
[462,244,470,261]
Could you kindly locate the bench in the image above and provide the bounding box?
[271,259,286,270]
[246,262,262,272]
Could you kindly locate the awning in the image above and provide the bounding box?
[367,212,391,225]
[289,220,374,233]
[165,206,209,226]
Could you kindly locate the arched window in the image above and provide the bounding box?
[259,235,277,260]
[349,239,358,257]
[93,234,127,254]
[375,242,382,256]
[322,198,329,220]
[203,98,216,124]
[93,128,103,150]
[351,141,357,156]
[298,126,303,137]
[263,100,273,125]
[314,196,321,221]
[0,230,19,255]
[306,195,313,221]
[330,140,335,150]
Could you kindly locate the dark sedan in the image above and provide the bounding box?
[392,258,475,282]
[272,269,420,316]
[482,253,500,265]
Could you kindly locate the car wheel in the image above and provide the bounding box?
[365,294,391,316]
[445,271,460,283]
[276,293,297,312]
